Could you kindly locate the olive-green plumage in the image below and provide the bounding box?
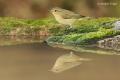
[50,7,86,26]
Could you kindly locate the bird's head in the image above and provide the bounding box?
[50,7,65,16]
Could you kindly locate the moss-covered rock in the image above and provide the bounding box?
[0,17,120,46]
[47,17,120,45]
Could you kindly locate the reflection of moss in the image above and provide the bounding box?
[47,17,120,45]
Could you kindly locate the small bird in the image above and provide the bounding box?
[50,7,88,27]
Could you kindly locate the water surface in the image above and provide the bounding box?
[0,37,120,80]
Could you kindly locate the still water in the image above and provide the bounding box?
[0,37,120,80]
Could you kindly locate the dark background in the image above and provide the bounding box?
[0,0,119,18]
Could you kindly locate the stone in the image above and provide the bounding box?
[114,21,120,30]
[98,35,120,51]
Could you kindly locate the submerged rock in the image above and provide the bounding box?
[98,35,120,51]
[50,52,91,73]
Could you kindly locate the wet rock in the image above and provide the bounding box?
[114,21,120,30]
[98,35,120,51]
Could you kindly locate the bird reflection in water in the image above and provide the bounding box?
[50,52,92,73]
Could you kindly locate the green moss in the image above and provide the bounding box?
[0,17,57,35]
[47,17,120,45]
[0,17,120,45]
[74,28,120,45]
[0,17,57,27]
[73,17,117,33]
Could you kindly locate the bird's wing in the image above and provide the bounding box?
[62,11,85,19]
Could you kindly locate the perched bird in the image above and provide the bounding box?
[50,7,88,27]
